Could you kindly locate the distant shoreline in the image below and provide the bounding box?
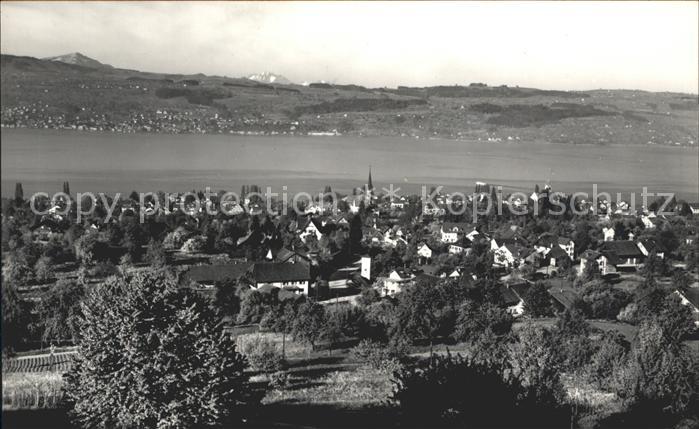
[2,125,698,150]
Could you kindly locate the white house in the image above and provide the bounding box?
[382,269,416,296]
[417,243,434,264]
[448,244,467,255]
[641,215,655,229]
[299,218,323,243]
[440,222,468,243]
[603,227,615,241]
[251,262,311,295]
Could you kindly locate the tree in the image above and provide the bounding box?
[2,251,33,285]
[453,301,513,343]
[613,321,697,421]
[581,257,601,282]
[508,324,565,406]
[389,281,457,351]
[144,239,168,268]
[2,282,33,354]
[64,270,254,428]
[640,251,669,278]
[587,331,629,389]
[236,289,274,324]
[14,182,24,203]
[291,300,326,352]
[212,279,242,318]
[74,232,100,267]
[35,280,85,343]
[391,352,569,428]
[522,282,554,317]
[633,277,667,320]
[655,293,695,341]
[581,281,632,319]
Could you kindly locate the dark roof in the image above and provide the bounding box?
[545,279,579,310]
[679,288,699,309]
[413,273,441,286]
[639,238,667,253]
[182,263,252,284]
[442,222,470,233]
[500,285,522,307]
[549,245,569,260]
[599,241,644,258]
[252,262,310,283]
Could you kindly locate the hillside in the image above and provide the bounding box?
[1,53,697,145]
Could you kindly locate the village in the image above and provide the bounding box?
[5,168,699,331]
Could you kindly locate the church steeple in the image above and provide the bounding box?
[367,165,373,191]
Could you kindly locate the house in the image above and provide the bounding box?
[440,222,469,243]
[674,289,699,327]
[500,281,529,317]
[266,246,311,265]
[547,245,571,268]
[327,267,358,289]
[636,238,666,260]
[535,234,575,262]
[181,263,253,289]
[546,279,580,313]
[598,240,645,270]
[688,203,699,215]
[493,244,529,268]
[603,226,615,241]
[579,250,614,276]
[382,269,416,296]
[448,244,468,255]
[641,215,655,229]
[299,218,324,243]
[423,204,444,216]
[250,262,311,294]
[417,243,434,264]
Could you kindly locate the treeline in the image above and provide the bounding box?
[154,87,231,106]
[381,85,590,99]
[471,102,615,127]
[288,97,428,118]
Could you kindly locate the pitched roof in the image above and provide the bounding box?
[639,238,667,253]
[678,288,699,309]
[599,240,644,258]
[548,245,569,260]
[500,285,522,307]
[182,263,253,284]
[252,262,310,283]
[442,222,470,233]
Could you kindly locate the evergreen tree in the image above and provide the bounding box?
[14,182,23,203]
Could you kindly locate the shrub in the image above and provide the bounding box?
[236,333,285,372]
[268,371,290,389]
[34,256,56,282]
[391,352,570,427]
[64,270,254,428]
[180,236,206,253]
[352,340,406,372]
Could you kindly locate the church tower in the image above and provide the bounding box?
[367,165,374,191]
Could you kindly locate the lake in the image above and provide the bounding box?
[1,128,697,201]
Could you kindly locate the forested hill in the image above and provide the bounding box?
[1,53,697,145]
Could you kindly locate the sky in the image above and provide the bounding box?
[1,1,697,93]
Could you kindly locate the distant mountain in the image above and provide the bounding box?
[1,53,696,146]
[247,72,292,85]
[43,52,113,69]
